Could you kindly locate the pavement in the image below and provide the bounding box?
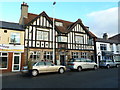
[0,72,21,77]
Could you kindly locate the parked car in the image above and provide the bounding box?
[21,61,66,76]
[67,58,98,72]
[99,59,119,69]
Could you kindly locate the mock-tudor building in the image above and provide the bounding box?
[19,2,97,65]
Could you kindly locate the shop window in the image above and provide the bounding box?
[72,52,79,58]
[81,52,88,59]
[0,52,8,69]
[30,51,41,61]
[10,32,20,44]
[44,51,53,62]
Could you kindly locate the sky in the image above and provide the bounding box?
[0,1,119,38]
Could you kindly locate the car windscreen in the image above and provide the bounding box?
[69,58,85,62]
[32,62,37,66]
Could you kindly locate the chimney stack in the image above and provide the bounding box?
[19,2,29,25]
[103,33,108,40]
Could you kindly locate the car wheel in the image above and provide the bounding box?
[106,65,110,69]
[116,64,119,68]
[77,66,82,72]
[58,68,65,74]
[32,70,38,77]
[94,65,97,70]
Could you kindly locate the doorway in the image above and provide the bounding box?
[60,55,66,66]
[12,53,21,72]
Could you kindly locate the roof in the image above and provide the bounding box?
[0,21,24,31]
[24,11,96,38]
[108,34,120,43]
[96,38,119,44]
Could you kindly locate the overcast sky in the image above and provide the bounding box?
[0,1,119,38]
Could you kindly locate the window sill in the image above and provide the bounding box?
[0,68,8,70]
[9,43,21,45]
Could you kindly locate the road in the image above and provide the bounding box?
[2,68,119,88]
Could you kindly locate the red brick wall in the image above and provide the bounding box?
[2,52,25,73]
[2,52,13,73]
[20,53,25,70]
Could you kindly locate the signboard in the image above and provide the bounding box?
[0,44,24,52]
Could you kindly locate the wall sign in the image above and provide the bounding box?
[0,44,24,52]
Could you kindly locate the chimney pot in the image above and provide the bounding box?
[103,33,108,40]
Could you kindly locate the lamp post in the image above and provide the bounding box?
[53,1,56,64]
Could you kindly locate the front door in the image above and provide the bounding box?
[12,53,21,72]
[60,55,65,66]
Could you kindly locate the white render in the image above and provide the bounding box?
[96,41,120,66]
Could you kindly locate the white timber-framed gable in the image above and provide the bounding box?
[25,12,56,49]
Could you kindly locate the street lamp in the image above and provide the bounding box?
[53,1,56,64]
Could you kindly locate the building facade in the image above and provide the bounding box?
[96,33,120,65]
[19,2,97,65]
[0,21,25,72]
[109,34,120,63]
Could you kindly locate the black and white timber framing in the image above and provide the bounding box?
[24,11,97,63]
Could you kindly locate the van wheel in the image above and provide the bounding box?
[106,65,110,69]
[77,66,82,72]
[94,65,97,70]
[32,70,38,77]
[116,64,119,68]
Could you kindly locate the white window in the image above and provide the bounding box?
[30,51,41,61]
[44,51,53,62]
[88,38,94,45]
[55,22,63,26]
[110,44,113,51]
[0,52,8,69]
[37,31,48,41]
[116,44,119,52]
[58,36,67,42]
[10,32,20,43]
[72,52,79,58]
[75,35,83,44]
[100,44,107,51]
[81,52,88,59]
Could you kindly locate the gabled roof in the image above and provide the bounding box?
[108,33,120,43]
[96,38,119,44]
[24,11,96,37]
[0,21,24,31]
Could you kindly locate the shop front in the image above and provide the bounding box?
[0,44,24,72]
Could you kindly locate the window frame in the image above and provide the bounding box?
[0,52,8,69]
[100,44,107,51]
[37,30,48,41]
[75,35,84,44]
[10,32,20,44]
[44,51,53,62]
[30,51,41,61]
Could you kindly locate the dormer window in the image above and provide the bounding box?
[55,21,63,26]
